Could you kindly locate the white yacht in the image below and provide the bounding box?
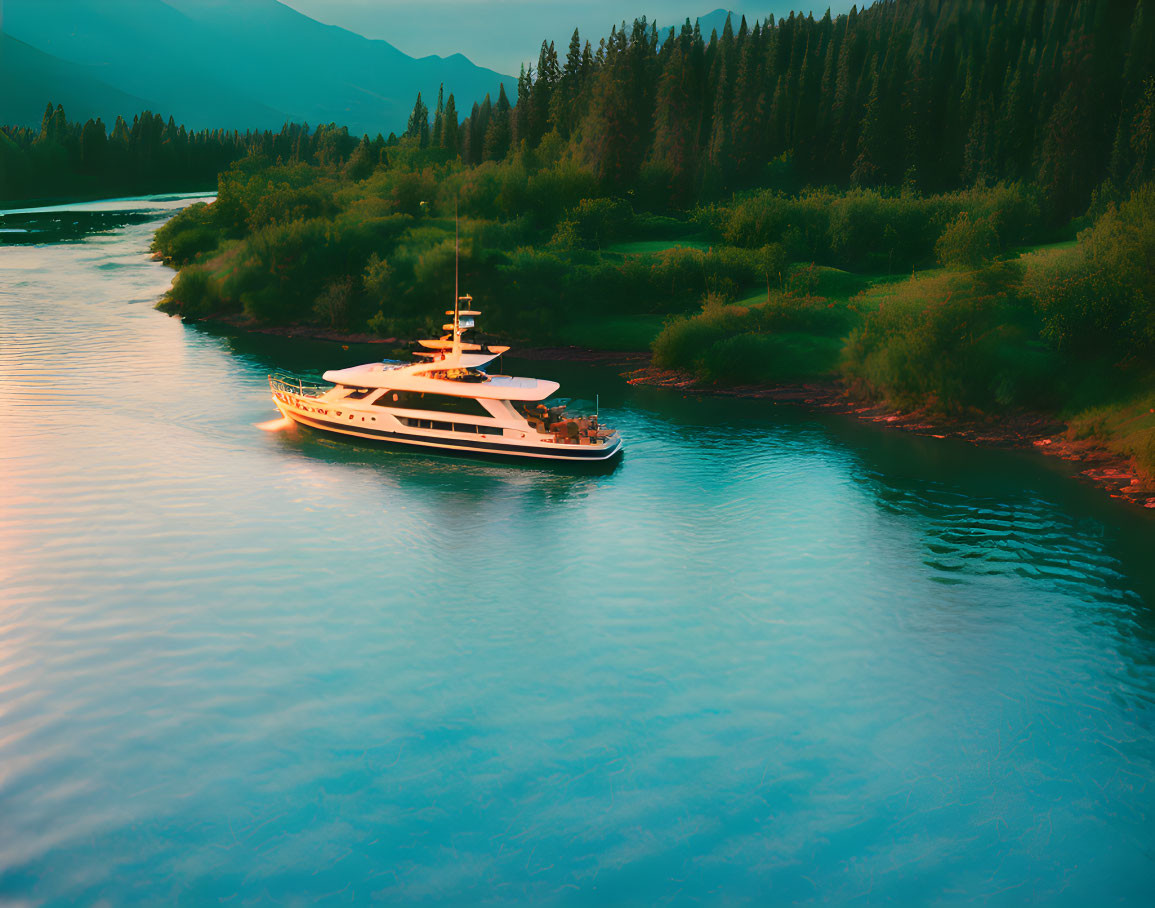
[268,267,622,463]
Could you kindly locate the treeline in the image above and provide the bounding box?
[9,0,1152,212]
[403,0,1153,214]
[0,105,370,203]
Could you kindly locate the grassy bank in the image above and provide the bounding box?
[651,186,1155,479]
[153,154,1055,343]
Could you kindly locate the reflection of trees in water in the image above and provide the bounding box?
[829,415,1155,645]
[626,385,1155,646]
[0,210,160,245]
[189,322,384,377]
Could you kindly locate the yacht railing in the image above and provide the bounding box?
[269,372,329,399]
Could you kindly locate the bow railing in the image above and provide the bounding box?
[269,372,329,399]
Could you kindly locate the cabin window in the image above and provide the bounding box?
[397,417,485,434]
[373,390,490,417]
[341,387,374,400]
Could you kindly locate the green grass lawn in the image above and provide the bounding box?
[727,265,878,309]
[557,314,668,350]
[1015,238,1079,267]
[606,237,712,255]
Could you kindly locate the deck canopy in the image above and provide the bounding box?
[323,361,560,401]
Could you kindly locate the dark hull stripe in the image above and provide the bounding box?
[284,410,622,460]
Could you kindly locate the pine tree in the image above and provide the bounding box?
[1127,77,1155,188]
[442,94,460,156]
[483,84,512,161]
[702,55,733,196]
[648,40,700,203]
[36,103,67,145]
[730,27,763,182]
[80,117,108,172]
[405,92,430,146]
[850,58,883,187]
[530,40,559,144]
[551,28,585,137]
[1039,34,1101,216]
[431,84,445,148]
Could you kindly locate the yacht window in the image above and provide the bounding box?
[373,390,490,416]
[341,387,374,400]
[396,417,489,434]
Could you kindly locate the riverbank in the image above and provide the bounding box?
[625,365,1155,510]
[170,311,1154,509]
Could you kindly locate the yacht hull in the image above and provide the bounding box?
[280,407,623,462]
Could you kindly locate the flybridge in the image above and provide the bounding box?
[412,298,508,363]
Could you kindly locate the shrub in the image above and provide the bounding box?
[652,315,732,369]
[247,184,335,231]
[1140,431,1155,478]
[651,289,856,382]
[755,292,859,336]
[708,183,1047,273]
[391,168,438,216]
[523,164,599,227]
[152,202,220,265]
[1024,183,1155,362]
[313,278,354,329]
[785,264,869,299]
[842,263,1062,411]
[935,212,1000,266]
[158,266,220,318]
[551,197,633,248]
[363,253,395,303]
[698,332,843,384]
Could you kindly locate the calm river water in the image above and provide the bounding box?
[2,196,1154,905]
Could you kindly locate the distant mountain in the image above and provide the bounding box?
[696,9,741,38]
[655,10,740,46]
[0,33,158,128]
[0,0,515,135]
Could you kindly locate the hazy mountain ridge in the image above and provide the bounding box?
[0,34,159,129]
[0,0,514,134]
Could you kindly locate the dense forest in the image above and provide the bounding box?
[0,105,374,203]
[442,0,1152,215]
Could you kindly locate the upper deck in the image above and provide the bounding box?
[322,361,560,401]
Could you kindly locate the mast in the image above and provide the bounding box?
[437,200,477,364]
[453,201,461,360]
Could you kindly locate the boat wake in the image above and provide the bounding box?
[255,416,294,432]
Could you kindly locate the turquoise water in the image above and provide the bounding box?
[1,197,1154,905]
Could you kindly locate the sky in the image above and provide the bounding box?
[280,1,859,77]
